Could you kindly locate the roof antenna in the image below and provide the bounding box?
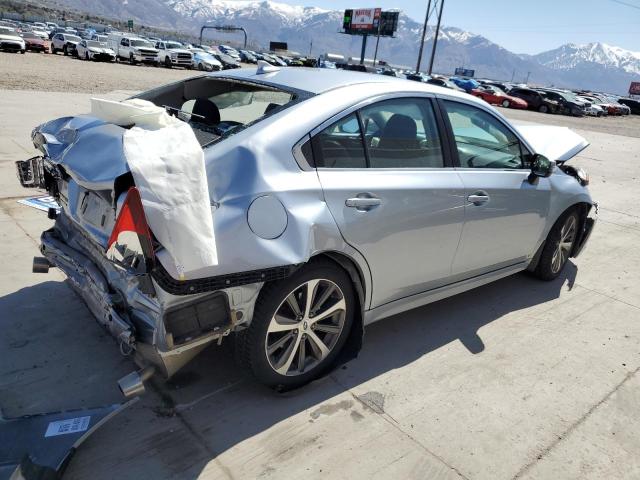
[256,60,280,74]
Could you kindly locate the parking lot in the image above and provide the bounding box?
[1,51,640,479]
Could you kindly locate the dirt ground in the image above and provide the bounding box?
[0,50,201,93]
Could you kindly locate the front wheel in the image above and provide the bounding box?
[501,99,510,108]
[164,57,172,68]
[237,259,355,390]
[533,211,579,281]
[538,104,549,114]
[63,45,68,56]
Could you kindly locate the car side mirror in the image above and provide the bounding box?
[528,154,555,183]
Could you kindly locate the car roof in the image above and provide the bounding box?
[209,67,467,97]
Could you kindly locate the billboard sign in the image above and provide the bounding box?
[350,8,381,30]
[454,67,475,77]
[630,81,640,95]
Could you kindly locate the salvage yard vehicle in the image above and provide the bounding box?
[20,32,50,53]
[51,32,81,56]
[155,40,193,68]
[76,39,115,61]
[471,85,527,109]
[16,68,596,392]
[536,89,587,117]
[191,47,222,71]
[108,34,158,64]
[508,87,560,114]
[0,26,26,53]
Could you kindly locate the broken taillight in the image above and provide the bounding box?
[106,187,154,273]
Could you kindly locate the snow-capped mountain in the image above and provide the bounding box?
[534,42,640,75]
[49,0,638,93]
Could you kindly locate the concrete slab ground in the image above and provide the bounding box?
[1,88,639,480]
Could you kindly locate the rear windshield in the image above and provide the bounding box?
[135,77,303,147]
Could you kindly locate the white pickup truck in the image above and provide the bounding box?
[154,40,193,69]
[108,34,158,64]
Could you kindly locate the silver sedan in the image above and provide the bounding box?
[19,66,596,392]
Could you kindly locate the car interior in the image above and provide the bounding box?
[312,98,444,169]
[135,77,296,146]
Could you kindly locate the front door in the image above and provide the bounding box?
[314,97,466,308]
[440,99,551,276]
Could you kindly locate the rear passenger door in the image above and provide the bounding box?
[313,96,466,308]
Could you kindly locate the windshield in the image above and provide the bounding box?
[0,27,16,35]
[131,39,152,47]
[86,40,102,47]
[166,42,183,49]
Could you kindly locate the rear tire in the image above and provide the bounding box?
[538,104,549,114]
[533,210,580,281]
[237,259,355,390]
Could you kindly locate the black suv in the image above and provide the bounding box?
[508,87,559,114]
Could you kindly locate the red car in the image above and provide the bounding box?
[471,86,528,109]
[21,32,50,53]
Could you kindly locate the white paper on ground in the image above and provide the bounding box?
[94,98,218,277]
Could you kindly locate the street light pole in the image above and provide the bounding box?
[427,0,445,75]
[415,0,432,72]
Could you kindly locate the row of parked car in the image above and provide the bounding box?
[352,66,638,117]
[0,18,317,73]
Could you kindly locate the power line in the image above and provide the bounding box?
[609,0,640,10]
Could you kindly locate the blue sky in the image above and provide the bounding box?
[278,0,640,54]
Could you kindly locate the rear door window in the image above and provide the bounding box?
[359,98,444,168]
[312,113,367,168]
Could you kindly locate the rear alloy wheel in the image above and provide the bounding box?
[238,260,355,390]
[501,99,510,108]
[533,211,579,281]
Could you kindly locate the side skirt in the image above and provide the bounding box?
[363,261,528,325]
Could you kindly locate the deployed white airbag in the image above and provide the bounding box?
[91,98,218,278]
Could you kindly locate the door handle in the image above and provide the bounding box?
[467,191,490,205]
[345,195,382,211]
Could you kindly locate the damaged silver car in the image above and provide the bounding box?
[16,66,596,392]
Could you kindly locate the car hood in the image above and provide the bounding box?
[168,48,191,54]
[516,125,589,162]
[32,115,129,190]
[89,47,114,54]
[0,34,24,43]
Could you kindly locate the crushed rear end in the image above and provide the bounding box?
[15,115,246,382]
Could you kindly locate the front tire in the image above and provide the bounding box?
[238,259,355,390]
[533,210,579,281]
[501,99,510,108]
[538,104,549,114]
[164,57,172,68]
[63,45,68,56]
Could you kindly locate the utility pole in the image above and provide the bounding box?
[511,69,515,82]
[427,0,445,75]
[373,19,384,66]
[359,34,368,65]
[415,0,432,72]
[309,39,312,56]
[525,71,531,84]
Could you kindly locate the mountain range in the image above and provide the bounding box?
[51,0,640,94]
